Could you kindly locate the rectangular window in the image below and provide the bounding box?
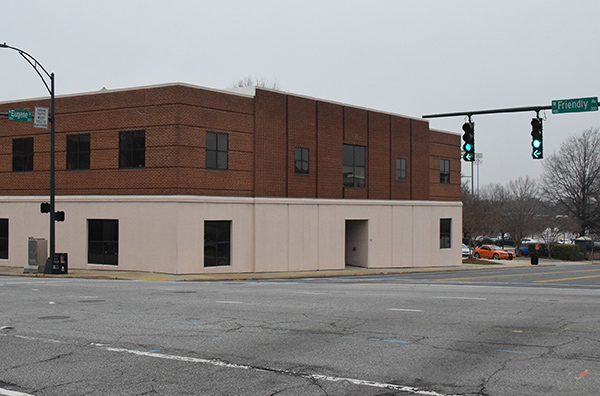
[67,133,91,170]
[343,144,366,188]
[294,147,310,175]
[0,219,8,260]
[440,218,451,249]
[204,220,231,267]
[12,137,34,172]
[119,130,145,168]
[440,159,450,184]
[396,158,407,182]
[206,131,229,170]
[88,219,119,265]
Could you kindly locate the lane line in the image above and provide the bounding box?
[215,301,243,304]
[436,268,600,282]
[94,344,459,396]
[433,296,487,300]
[388,308,423,312]
[534,275,600,283]
[0,388,34,396]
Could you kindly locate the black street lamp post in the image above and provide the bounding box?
[1,43,56,273]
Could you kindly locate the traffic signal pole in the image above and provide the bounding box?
[1,43,57,273]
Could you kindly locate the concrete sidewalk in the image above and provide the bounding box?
[0,257,562,282]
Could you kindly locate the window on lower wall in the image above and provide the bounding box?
[119,130,145,168]
[440,159,450,184]
[0,219,8,260]
[343,144,366,188]
[204,221,231,267]
[88,219,119,265]
[440,218,451,249]
[12,137,34,172]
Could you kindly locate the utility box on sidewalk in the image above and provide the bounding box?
[51,253,68,274]
[25,237,47,273]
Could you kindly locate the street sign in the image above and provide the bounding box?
[8,109,32,122]
[33,107,49,129]
[552,97,598,114]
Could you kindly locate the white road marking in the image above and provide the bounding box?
[215,301,243,304]
[387,308,423,312]
[0,388,34,396]
[432,296,487,300]
[94,344,460,396]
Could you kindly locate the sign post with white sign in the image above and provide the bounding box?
[34,107,49,129]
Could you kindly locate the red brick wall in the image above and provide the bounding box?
[254,89,288,197]
[390,116,412,200]
[428,130,461,201]
[410,119,430,200]
[368,112,391,200]
[287,95,317,198]
[0,84,461,201]
[316,101,343,198]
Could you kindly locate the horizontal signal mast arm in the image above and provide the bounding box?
[422,105,552,119]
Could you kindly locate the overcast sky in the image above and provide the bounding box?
[2,1,599,189]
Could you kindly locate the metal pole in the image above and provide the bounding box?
[45,73,55,273]
[0,43,56,273]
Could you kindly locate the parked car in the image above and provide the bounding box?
[473,245,513,260]
[495,238,514,246]
[462,244,471,258]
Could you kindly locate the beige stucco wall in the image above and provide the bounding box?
[0,195,462,274]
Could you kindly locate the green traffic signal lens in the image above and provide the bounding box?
[464,143,472,152]
[532,140,541,148]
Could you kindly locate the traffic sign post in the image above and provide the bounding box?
[552,97,598,114]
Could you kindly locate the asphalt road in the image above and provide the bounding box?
[1,263,600,395]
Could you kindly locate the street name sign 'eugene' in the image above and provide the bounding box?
[8,109,32,122]
[552,97,598,114]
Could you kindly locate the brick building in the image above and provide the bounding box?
[0,83,462,274]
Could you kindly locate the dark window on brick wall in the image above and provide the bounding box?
[119,130,145,169]
[206,131,228,170]
[294,147,310,175]
[204,220,231,267]
[396,158,407,182]
[440,159,450,184]
[88,219,119,265]
[67,133,91,170]
[440,218,451,249]
[0,219,8,260]
[343,144,366,188]
[12,137,33,172]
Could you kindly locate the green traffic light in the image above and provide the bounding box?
[532,139,541,148]
[464,143,472,152]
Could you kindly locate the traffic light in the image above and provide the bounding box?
[55,211,65,222]
[462,122,475,161]
[531,118,543,159]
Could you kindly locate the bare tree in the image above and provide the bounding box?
[503,176,542,251]
[541,128,600,236]
[232,75,280,90]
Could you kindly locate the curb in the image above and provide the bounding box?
[0,260,557,282]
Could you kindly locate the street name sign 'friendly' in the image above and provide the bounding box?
[552,97,598,114]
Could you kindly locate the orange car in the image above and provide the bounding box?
[472,245,513,260]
